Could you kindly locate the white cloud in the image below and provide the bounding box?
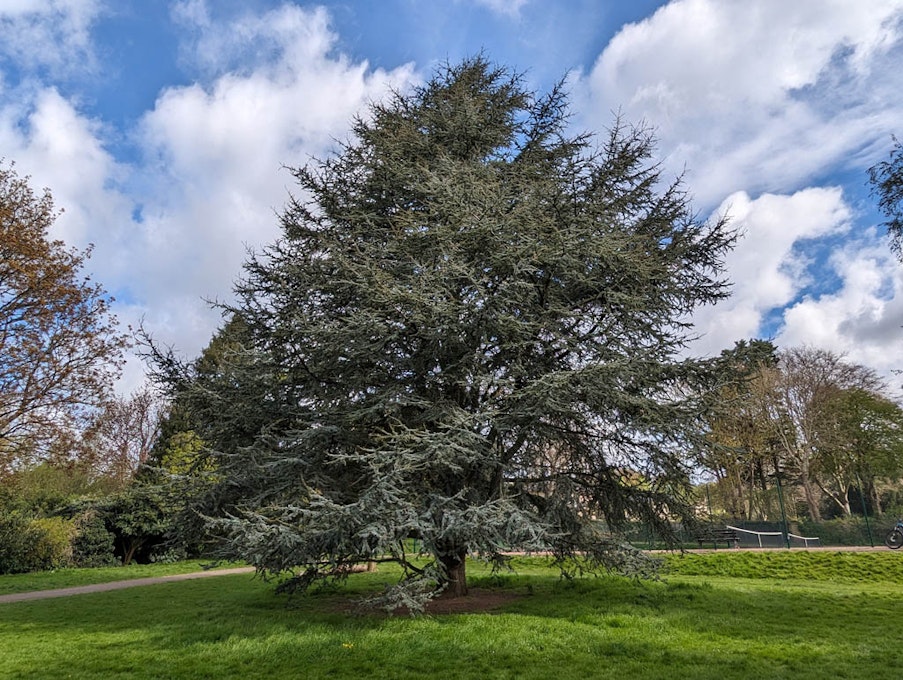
[0,83,132,257]
[0,83,141,391]
[574,0,903,378]
[3,0,902,391]
[129,2,416,360]
[776,238,903,379]
[578,0,903,207]
[172,2,338,79]
[690,188,851,355]
[1,2,418,392]
[0,0,101,76]
[170,0,209,30]
[467,0,529,18]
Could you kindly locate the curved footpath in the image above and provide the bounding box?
[0,566,255,604]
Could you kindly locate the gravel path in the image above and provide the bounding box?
[0,567,255,604]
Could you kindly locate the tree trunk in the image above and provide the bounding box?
[733,468,746,519]
[122,538,142,566]
[817,475,852,517]
[871,480,883,516]
[799,463,822,522]
[440,549,468,598]
[746,462,756,520]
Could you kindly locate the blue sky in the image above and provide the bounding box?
[2,0,903,391]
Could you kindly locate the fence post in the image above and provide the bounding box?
[857,474,874,548]
[775,462,790,549]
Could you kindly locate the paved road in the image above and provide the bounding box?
[0,567,255,604]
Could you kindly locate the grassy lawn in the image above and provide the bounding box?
[1,553,902,679]
[662,548,903,581]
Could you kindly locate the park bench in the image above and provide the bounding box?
[695,527,739,549]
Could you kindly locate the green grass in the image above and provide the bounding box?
[662,549,903,582]
[0,560,242,596]
[1,554,902,679]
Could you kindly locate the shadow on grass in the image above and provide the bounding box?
[1,569,903,679]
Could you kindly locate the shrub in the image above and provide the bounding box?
[0,512,37,574]
[72,512,118,567]
[0,514,75,573]
[100,485,175,565]
[28,516,76,569]
[797,517,875,546]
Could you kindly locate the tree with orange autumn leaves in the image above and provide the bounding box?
[0,162,129,476]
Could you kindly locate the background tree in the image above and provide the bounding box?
[809,387,903,516]
[0,162,129,475]
[702,340,780,520]
[868,136,903,259]
[759,347,883,521]
[135,318,257,562]
[163,58,734,606]
[78,385,166,488]
[143,314,256,476]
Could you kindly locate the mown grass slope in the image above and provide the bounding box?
[1,553,901,679]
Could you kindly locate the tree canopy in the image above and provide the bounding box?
[0,162,129,476]
[701,344,903,523]
[868,136,903,259]
[700,339,781,520]
[165,58,735,607]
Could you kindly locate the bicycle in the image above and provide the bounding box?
[885,519,903,549]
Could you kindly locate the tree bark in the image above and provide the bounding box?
[440,549,468,598]
[122,538,142,566]
[800,464,822,522]
[870,480,883,516]
[817,474,852,517]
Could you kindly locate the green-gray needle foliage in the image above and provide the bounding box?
[161,57,735,609]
